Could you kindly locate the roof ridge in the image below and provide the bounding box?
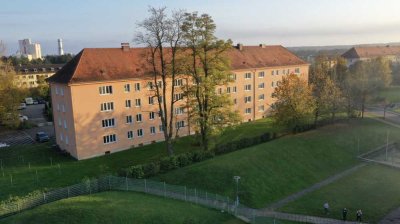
[70,49,85,83]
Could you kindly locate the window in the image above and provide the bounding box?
[295,68,300,73]
[136,114,142,122]
[157,81,163,89]
[57,104,60,111]
[175,107,184,115]
[148,96,154,105]
[60,87,64,96]
[150,126,156,134]
[271,82,275,87]
[65,135,69,145]
[60,133,63,141]
[258,105,265,112]
[124,84,130,92]
[282,69,286,75]
[102,118,115,128]
[99,86,112,95]
[244,96,252,103]
[233,99,237,104]
[245,84,251,91]
[176,120,185,129]
[137,129,144,137]
[55,86,59,95]
[158,96,163,103]
[125,100,131,108]
[63,120,67,129]
[258,83,265,89]
[174,79,183,87]
[58,118,61,126]
[277,81,281,86]
[147,82,154,90]
[233,86,237,93]
[135,99,141,107]
[62,104,65,112]
[245,108,252,114]
[230,74,237,80]
[127,131,133,139]
[258,94,265,100]
[149,112,155,120]
[134,83,141,91]
[174,93,184,101]
[218,88,222,94]
[101,102,114,112]
[276,70,279,75]
[258,71,265,78]
[245,72,252,79]
[103,134,117,144]
[227,87,231,93]
[159,125,164,132]
[126,115,133,124]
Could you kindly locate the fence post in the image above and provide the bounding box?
[195,188,197,204]
[163,182,167,198]
[184,186,187,201]
[89,181,91,194]
[43,192,46,203]
[108,176,111,190]
[67,187,70,198]
[206,192,208,202]
[144,179,147,192]
[125,176,128,191]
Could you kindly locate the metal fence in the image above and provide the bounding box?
[0,176,364,224]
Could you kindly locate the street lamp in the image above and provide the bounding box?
[233,176,241,206]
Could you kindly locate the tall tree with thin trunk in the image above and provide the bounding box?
[135,7,185,155]
[182,12,240,150]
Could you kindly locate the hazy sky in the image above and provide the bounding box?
[2,0,400,55]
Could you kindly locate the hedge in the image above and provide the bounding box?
[214,132,275,155]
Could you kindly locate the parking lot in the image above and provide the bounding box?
[0,104,55,147]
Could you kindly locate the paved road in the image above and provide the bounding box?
[20,104,47,125]
[366,107,400,126]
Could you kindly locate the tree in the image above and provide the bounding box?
[0,42,25,128]
[182,12,240,150]
[135,7,185,156]
[348,57,392,118]
[271,74,316,131]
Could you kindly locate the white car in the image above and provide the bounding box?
[19,114,28,122]
[0,142,10,148]
[18,103,27,110]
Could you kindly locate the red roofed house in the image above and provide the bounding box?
[48,43,309,160]
[342,45,400,67]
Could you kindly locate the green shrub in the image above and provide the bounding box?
[177,153,193,167]
[128,165,144,179]
[160,156,179,172]
[143,162,160,177]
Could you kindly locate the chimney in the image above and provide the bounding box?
[259,44,266,48]
[121,43,130,52]
[236,43,243,51]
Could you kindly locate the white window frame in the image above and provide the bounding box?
[137,129,144,137]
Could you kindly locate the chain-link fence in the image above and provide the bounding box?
[0,176,364,224]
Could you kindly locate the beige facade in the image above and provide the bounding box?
[15,65,64,88]
[49,45,309,160]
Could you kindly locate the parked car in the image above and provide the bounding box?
[25,97,33,105]
[33,100,39,105]
[36,132,50,143]
[19,114,28,122]
[0,142,10,148]
[18,103,27,110]
[38,99,46,104]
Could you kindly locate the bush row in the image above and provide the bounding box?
[213,132,277,155]
[122,150,215,179]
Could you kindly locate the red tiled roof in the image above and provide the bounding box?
[342,46,400,59]
[48,45,308,84]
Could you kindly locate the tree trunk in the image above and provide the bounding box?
[166,138,174,156]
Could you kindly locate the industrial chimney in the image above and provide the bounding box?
[58,38,64,56]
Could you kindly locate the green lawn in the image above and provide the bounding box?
[0,118,277,201]
[280,164,400,223]
[377,85,400,103]
[154,118,400,208]
[0,191,244,224]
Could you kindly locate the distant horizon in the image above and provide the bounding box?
[2,0,400,56]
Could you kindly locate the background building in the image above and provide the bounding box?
[14,64,64,88]
[18,38,42,60]
[48,43,309,160]
[342,45,400,66]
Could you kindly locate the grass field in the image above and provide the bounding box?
[280,165,400,223]
[0,118,278,201]
[154,118,400,208]
[377,85,400,103]
[0,191,244,224]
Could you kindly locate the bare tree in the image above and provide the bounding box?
[135,7,185,156]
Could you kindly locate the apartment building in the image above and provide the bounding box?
[342,45,400,67]
[48,44,309,160]
[14,64,64,88]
